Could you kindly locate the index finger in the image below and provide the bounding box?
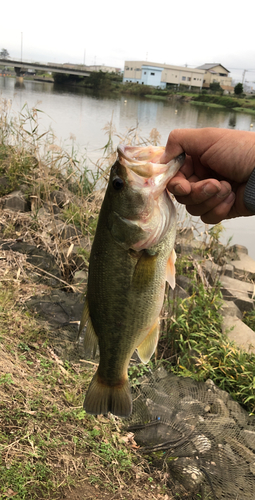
[161,128,224,163]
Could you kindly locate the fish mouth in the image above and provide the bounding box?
[117,144,185,196]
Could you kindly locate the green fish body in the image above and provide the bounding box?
[79,145,185,417]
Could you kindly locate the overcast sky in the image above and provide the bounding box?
[1,0,255,85]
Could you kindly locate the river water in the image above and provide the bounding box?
[0,76,255,259]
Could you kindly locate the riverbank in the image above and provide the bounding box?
[1,101,255,499]
[50,72,255,114]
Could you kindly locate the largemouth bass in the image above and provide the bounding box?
[79,145,185,417]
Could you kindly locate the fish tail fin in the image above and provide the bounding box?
[84,371,132,417]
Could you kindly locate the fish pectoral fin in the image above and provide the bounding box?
[137,319,160,364]
[77,298,90,341]
[166,248,176,290]
[84,371,132,417]
[84,316,98,359]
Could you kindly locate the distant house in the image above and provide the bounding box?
[196,63,234,92]
[123,61,204,90]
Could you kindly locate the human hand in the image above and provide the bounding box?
[161,128,255,223]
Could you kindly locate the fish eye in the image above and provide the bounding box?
[112,177,124,190]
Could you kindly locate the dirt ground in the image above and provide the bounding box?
[60,479,171,500]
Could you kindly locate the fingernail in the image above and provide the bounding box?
[223,192,235,205]
[160,153,167,163]
[217,183,231,199]
[203,183,220,196]
[173,184,187,195]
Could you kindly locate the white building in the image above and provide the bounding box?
[123,61,205,89]
[196,63,233,92]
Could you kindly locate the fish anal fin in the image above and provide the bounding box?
[166,248,176,289]
[78,299,90,340]
[137,319,160,364]
[84,317,98,358]
[84,372,132,417]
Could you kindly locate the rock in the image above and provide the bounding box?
[26,290,84,328]
[221,300,242,320]
[242,430,255,451]
[222,316,255,353]
[176,275,193,294]
[220,275,254,312]
[49,189,70,208]
[231,252,255,280]
[175,237,206,255]
[4,190,29,212]
[168,282,190,301]
[59,224,82,240]
[47,221,82,240]
[203,259,221,283]
[0,240,62,286]
[230,244,248,255]
[37,207,51,219]
[222,263,234,278]
[72,270,87,285]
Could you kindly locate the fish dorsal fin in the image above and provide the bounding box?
[137,319,160,364]
[166,248,176,290]
[84,316,98,358]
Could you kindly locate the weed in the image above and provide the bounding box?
[243,309,255,331]
[159,281,255,412]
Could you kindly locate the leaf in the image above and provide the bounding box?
[67,244,74,258]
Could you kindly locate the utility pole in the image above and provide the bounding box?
[21,32,23,62]
[242,69,247,84]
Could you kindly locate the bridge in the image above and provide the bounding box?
[0,58,91,78]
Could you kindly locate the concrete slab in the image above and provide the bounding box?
[221,300,242,320]
[231,253,255,280]
[220,275,254,312]
[222,316,255,353]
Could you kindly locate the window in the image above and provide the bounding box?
[125,67,129,70]
[194,78,196,80]
[150,72,155,76]
[144,71,147,75]
[182,76,186,81]
[130,67,133,70]
[187,77,191,81]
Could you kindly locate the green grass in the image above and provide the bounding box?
[144,94,168,100]
[190,101,226,109]
[243,310,255,330]
[232,107,255,115]
[192,94,255,112]
[0,279,141,499]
